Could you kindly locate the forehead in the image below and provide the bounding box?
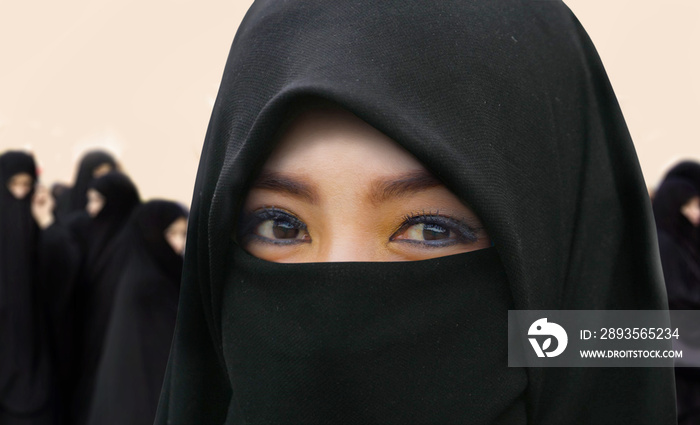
[9,172,33,181]
[262,106,426,176]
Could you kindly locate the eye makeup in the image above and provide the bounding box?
[389,210,483,248]
[238,206,484,249]
[238,206,310,246]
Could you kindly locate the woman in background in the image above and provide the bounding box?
[69,171,140,425]
[86,200,187,425]
[0,151,53,424]
[653,176,700,425]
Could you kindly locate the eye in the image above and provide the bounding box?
[389,212,480,248]
[239,207,311,245]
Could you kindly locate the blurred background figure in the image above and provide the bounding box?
[0,151,53,424]
[53,150,117,223]
[86,200,187,425]
[67,171,140,425]
[653,163,700,425]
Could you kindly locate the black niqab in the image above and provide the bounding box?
[0,151,52,421]
[86,201,186,425]
[156,1,676,424]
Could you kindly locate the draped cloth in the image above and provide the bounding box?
[86,201,186,425]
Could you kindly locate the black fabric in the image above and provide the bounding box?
[156,1,676,424]
[130,201,186,283]
[85,201,186,425]
[653,177,700,423]
[0,152,53,423]
[224,245,525,424]
[653,177,700,310]
[664,161,700,193]
[69,171,140,425]
[36,222,81,425]
[84,171,141,268]
[663,161,700,250]
[54,150,116,221]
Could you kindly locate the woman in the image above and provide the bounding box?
[653,177,700,310]
[156,1,675,424]
[69,171,140,425]
[86,200,187,425]
[653,176,700,425]
[0,151,53,424]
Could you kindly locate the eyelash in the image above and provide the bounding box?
[237,207,482,247]
[238,207,309,246]
[389,209,482,248]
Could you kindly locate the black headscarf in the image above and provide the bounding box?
[156,1,675,424]
[54,150,117,221]
[0,151,52,420]
[86,200,186,425]
[664,161,700,193]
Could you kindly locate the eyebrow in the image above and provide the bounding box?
[250,169,443,205]
[251,170,321,204]
[368,169,443,204]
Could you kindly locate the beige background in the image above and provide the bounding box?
[1,1,698,206]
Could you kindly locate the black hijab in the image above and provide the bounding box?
[156,1,675,424]
[0,151,52,419]
[86,201,186,425]
[55,150,117,221]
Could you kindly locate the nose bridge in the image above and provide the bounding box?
[312,172,379,262]
[320,238,376,262]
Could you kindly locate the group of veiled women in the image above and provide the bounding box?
[653,161,700,425]
[0,149,187,425]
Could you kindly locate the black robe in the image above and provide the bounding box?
[36,221,81,425]
[0,151,53,425]
[86,200,186,425]
[156,1,676,424]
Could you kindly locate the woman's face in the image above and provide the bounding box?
[86,188,106,217]
[92,162,114,179]
[681,196,700,227]
[7,172,34,200]
[165,217,188,256]
[238,107,491,262]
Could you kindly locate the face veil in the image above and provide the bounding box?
[156,1,676,424]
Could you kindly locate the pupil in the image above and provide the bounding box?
[272,220,299,239]
[423,224,448,240]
